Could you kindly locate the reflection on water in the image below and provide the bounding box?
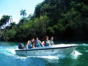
[1,43,87,66]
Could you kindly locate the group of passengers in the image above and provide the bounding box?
[26,36,54,49]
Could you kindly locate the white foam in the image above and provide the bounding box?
[0,46,17,57]
[22,55,59,59]
[7,49,16,54]
[83,43,88,46]
[71,50,82,59]
[37,56,59,59]
[15,55,28,60]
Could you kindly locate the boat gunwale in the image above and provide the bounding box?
[15,46,77,51]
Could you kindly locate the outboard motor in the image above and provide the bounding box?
[18,43,24,49]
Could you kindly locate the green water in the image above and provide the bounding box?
[0,42,88,66]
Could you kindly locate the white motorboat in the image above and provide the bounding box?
[15,44,77,56]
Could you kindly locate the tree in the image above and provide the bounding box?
[20,9,27,17]
[0,15,11,28]
[9,22,17,29]
[27,14,33,20]
[20,9,27,25]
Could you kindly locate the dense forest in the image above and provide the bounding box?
[0,0,88,41]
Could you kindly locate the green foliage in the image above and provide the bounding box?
[0,15,11,28]
[20,9,27,17]
[0,0,88,41]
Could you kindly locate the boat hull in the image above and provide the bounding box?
[15,44,77,56]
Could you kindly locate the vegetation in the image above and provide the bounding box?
[0,0,88,41]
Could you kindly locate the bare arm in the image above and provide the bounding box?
[41,41,45,47]
[48,40,51,46]
[26,40,30,49]
[51,41,54,45]
[32,42,36,48]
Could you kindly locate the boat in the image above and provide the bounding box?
[15,44,77,56]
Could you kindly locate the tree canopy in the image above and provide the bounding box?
[0,0,88,41]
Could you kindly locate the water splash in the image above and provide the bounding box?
[34,56,59,59]
[70,50,82,59]
[83,43,88,46]
[0,46,17,56]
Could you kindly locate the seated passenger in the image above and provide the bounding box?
[50,36,54,45]
[34,37,42,47]
[41,37,45,47]
[26,37,35,49]
[44,36,50,46]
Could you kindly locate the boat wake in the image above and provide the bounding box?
[27,56,59,59]
[0,46,17,56]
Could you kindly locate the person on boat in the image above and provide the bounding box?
[40,37,45,47]
[50,36,54,45]
[26,37,35,49]
[44,36,51,46]
[34,37,42,47]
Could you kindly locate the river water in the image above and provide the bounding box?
[0,42,88,66]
